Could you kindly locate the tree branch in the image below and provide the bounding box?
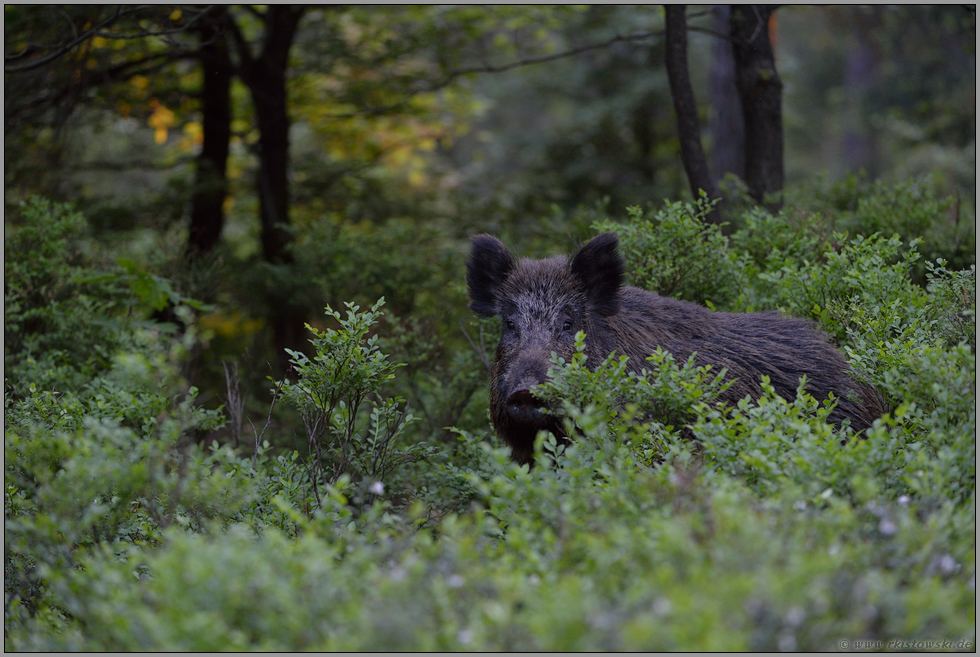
[224,8,256,73]
[324,28,665,119]
[5,6,217,73]
[91,7,216,41]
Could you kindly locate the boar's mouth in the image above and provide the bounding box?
[505,389,562,433]
[497,387,567,465]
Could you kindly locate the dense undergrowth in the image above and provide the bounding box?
[4,183,976,651]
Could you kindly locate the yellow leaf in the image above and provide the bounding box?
[183,121,204,145]
[147,101,175,129]
[408,170,426,187]
[92,36,108,49]
[131,75,149,91]
[170,8,182,21]
[154,127,168,144]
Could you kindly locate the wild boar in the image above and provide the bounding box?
[467,232,885,464]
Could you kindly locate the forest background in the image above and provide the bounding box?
[4,5,977,651]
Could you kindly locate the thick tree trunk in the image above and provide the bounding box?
[708,4,745,187]
[730,4,783,210]
[664,4,722,218]
[187,11,232,257]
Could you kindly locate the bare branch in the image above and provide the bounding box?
[224,8,256,70]
[688,25,738,43]
[450,29,663,76]
[324,28,665,119]
[6,7,130,72]
[5,5,216,73]
[91,6,215,41]
[459,321,492,374]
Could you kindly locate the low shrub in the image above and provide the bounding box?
[4,192,975,651]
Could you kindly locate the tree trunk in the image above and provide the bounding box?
[236,6,304,265]
[231,6,306,367]
[843,15,879,176]
[253,81,294,265]
[187,10,232,257]
[708,4,745,188]
[730,4,783,210]
[664,4,722,218]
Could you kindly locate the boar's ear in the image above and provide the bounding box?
[467,234,515,317]
[571,232,624,316]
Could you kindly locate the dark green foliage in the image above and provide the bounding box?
[798,175,976,278]
[278,299,426,505]
[4,192,975,651]
[4,198,125,395]
[592,195,747,307]
[3,3,975,649]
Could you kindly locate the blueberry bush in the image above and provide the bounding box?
[4,187,975,651]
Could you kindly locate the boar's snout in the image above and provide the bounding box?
[505,388,548,424]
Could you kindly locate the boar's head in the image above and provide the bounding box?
[466,232,623,463]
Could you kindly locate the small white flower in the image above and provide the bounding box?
[785,606,806,627]
[369,481,385,496]
[878,518,897,536]
[457,628,474,645]
[898,495,910,505]
[447,573,465,588]
[938,554,957,575]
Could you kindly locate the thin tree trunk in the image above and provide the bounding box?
[664,4,722,219]
[237,6,304,265]
[708,4,744,188]
[730,4,783,211]
[253,82,293,265]
[187,9,232,257]
[843,15,879,176]
[229,6,306,366]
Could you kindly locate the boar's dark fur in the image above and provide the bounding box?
[467,232,886,465]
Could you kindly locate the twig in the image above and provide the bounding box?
[5,6,217,73]
[459,321,492,373]
[249,362,286,470]
[324,28,665,119]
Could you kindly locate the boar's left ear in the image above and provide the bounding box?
[571,232,624,316]
[467,234,515,317]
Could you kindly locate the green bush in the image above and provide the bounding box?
[278,299,427,507]
[741,232,930,342]
[4,198,127,395]
[4,192,975,651]
[592,195,748,308]
[790,175,975,277]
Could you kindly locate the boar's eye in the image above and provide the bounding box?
[505,319,517,332]
[561,319,573,332]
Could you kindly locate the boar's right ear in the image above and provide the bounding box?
[571,232,624,316]
[467,234,515,317]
